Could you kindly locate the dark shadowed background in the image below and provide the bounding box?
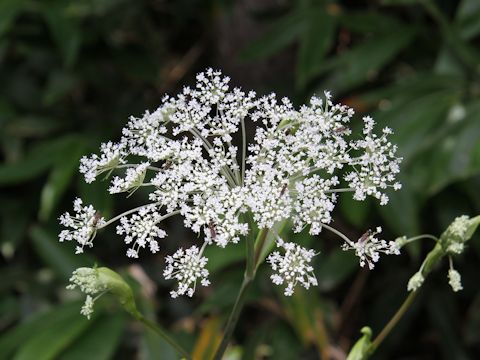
[1,0,480,359]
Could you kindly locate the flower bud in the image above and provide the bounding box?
[407,272,424,292]
[67,267,140,319]
[440,215,480,255]
[346,326,373,360]
[394,236,408,249]
[448,269,463,292]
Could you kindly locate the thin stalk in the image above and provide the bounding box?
[321,223,355,246]
[253,228,270,266]
[325,188,355,194]
[99,207,178,229]
[246,227,255,278]
[213,276,253,360]
[370,290,418,351]
[138,315,191,359]
[116,164,163,172]
[214,228,266,359]
[98,203,158,229]
[402,234,438,245]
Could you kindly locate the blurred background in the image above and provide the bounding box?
[1,0,480,359]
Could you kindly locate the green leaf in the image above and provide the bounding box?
[338,11,401,34]
[313,28,416,94]
[0,302,85,359]
[29,225,94,280]
[13,308,93,360]
[240,9,305,61]
[39,141,86,221]
[59,313,126,360]
[42,2,82,67]
[375,90,455,161]
[0,135,83,185]
[456,0,480,39]
[296,4,336,88]
[411,103,480,195]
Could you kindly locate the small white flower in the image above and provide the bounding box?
[109,162,150,194]
[80,295,94,319]
[116,205,165,257]
[67,267,108,319]
[163,245,210,298]
[342,227,400,270]
[79,142,125,183]
[448,268,463,292]
[292,175,339,235]
[59,198,105,254]
[267,238,318,296]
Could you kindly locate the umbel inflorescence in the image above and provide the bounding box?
[60,68,402,302]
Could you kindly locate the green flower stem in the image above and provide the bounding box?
[253,228,270,266]
[213,276,253,360]
[370,290,418,352]
[214,228,267,359]
[138,315,191,360]
[404,234,438,244]
[246,227,256,279]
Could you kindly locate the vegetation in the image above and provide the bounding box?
[1,0,479,359]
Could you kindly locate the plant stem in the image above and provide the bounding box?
[213,275,253,360]
[253,228,270,266]
[321,223,355,247]
[99,207,179,229]
[214,227,265,359]
[370,290,418,351]
[138,315,191,359]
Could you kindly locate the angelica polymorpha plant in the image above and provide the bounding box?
[60,69,402,358]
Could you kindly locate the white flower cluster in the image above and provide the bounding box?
[342,227,400,270]
[163,246,210,298]
[442,215,470,254]
[116,205,166,258]
[67,268,107,319]
[268,238,318,296]
[109,162,150,194]
[61,69,403,297]
[80,142,126,183]
[346,117,401,205]
[59,198,105,254]
[448,269,463,292]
